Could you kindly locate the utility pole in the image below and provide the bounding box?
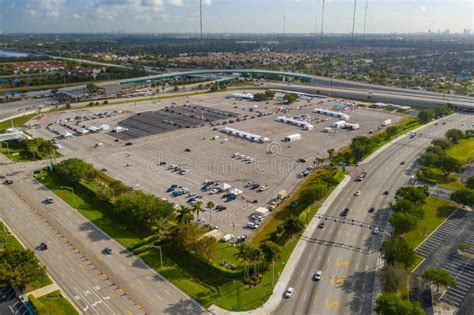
[320,0,325,37]
[351,0,357,37]
[314,0,318,35]
[363,0,369,35]
[200,0,203,40]
[283,15,286,35]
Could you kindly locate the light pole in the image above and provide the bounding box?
[60,186,76,205]
[149,245,163,269]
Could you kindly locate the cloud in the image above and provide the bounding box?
[167,0,183,5]
[202,0,212,5]
[27,0,64,17]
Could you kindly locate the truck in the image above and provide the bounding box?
[356,172,367,182]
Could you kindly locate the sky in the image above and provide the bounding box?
[0,0,472,34]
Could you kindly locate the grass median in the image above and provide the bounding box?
[36,165,345,310]
[34,290,78,315]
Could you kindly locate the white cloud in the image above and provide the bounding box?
[202,0,212,5]
[27,0,64,17]
[167,0,183,6]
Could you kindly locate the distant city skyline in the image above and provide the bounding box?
[0,0,472,34]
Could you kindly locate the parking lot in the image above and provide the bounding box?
[0,286,33,315]
[28,91,401,237]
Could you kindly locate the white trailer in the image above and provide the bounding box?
[285,133,302,142]
[332,120,346,128]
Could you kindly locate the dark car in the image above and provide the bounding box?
[124,142,133,146]
[297,158,307,163]
[318,222,325,229]
[368,207,375,213]
[3,179,13,185]
[215,205,227,211]
[400,161,405,165]
[383,190,389,195]
[340,208,350,217]
[102,247,112,255]
[39,242,48,251]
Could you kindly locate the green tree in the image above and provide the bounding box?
[375,293,424,315]
[55,158,98,186]
[300,184,328,204]
[395,186,430,205]
[283,93,298,104]
[421,268,456,292]
[391,199,424,219]
[206,201,215,211]
[327,148,336,161]
[381,238,416,268]
[260,241,282,265]
[264,90,276,99]
[451,188,474,207]
[385,126,399,139]
[193,236,218,262]
[0,249,47,289]
[234,244,253,279]
[192,202,203,221]
[172,223,203,249]
[284,216,305,238]
[389,212,419,234]
[445,129,465,144]
[379,263,408,293]
[417,110,435,123]
[350,136,376,161]
[465,176,474,189]
[176,206,193,224]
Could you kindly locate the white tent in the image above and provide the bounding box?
[219,183,232,191]
[229,188,243,196]
[100,124,110,130]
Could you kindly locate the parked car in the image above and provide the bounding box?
[39,242,48,251]
[284,287,294,298]
[44,197,54,204]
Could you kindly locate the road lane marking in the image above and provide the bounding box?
[325,300,340,309]
[331,277,345,285]
[336,260,349,267]
[128,283,134,288]
[155,294,162,301]
[303,292,307,301]
[147,298,153,305]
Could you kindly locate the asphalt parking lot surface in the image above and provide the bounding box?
[413,209,474,313]
[0,286,33,315]
[30,91,401,236]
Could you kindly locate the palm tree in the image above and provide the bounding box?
[234,244,252,280]
[176,206,192,224]
[249,247,264,277]
[206,201,215,211]
[284,216,305,239]
[192,202,203,221]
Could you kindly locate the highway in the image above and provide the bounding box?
[0,164,206,314]
[273,113,473,314]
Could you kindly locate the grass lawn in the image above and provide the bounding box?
[0,113,37,130]
[36,171,149,249]
[0,222,53,292]
[402,197,456,249]
[36,165,343,311]
[36,290,78,315]
[447,138,474,164]
[438,176,465,191]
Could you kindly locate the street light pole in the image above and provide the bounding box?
[61,186,76,205]
[149,245,163,269]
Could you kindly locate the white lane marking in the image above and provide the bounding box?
[301,270,305,278]
[74,286,98,315]
[365,265,369,272]
[85,282,115,315]
[119,265,126,271]
[155,294,163,301]
[308,253,312,260]
[164,289,171,296]
[355,263,359,270]
[303,292,307,301]
[137,279,143,285]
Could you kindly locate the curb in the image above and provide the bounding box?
[209,175,351,315]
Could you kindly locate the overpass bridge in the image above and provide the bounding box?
[57,69,473,109]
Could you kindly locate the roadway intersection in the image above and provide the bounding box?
[273,113,473,314]
[0,166,206,314]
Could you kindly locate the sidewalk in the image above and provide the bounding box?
[209,175,351,315]
[28,283,60,298]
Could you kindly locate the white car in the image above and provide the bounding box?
[247,222,259,229]
[313,271,322,281]
[284,287,294,298]
[373,227,380,235]
[354,190,361,196]
[258,185,269,192]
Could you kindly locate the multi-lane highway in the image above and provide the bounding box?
[0,166,206,314]
[274,113,473,314]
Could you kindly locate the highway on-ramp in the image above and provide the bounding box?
[273,113,472,314]
[0,166,207,314]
